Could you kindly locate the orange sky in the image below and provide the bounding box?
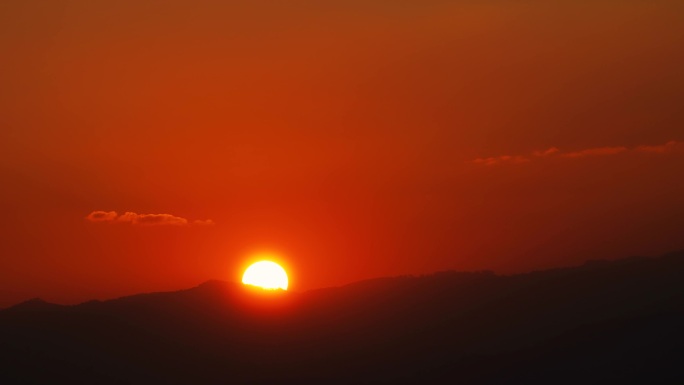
[1,0,684,307]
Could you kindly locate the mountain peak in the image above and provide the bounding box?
[4,297,62,313]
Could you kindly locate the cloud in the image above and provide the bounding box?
[117,212,188,226]
[86,211,118,222]
[193,219,216,226]
[560,146,628,158]
[472,155,530,166]
[533,147,560,157]
[86,211,214,226]
[635,140,683,154]
[470,140,681,166]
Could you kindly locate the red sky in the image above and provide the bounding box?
[1,0,683,307]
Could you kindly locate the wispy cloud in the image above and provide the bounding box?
[193,219,216,226]
[635,140,683,154]
[560,146,628,158]
[470,140,682,166]
[532,147,560,157]
[472,155,530,166]
[86,211,214,226]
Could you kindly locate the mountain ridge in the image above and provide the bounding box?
[2,250,683,384]
[4,251,675,312]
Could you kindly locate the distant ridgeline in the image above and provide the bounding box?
[2,251,684,384]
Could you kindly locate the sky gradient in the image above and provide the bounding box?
[1,0,683,307]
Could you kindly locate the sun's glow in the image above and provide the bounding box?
[242,261,289,290]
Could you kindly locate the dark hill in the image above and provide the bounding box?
[3,298,64,313]
[1,252,684,384]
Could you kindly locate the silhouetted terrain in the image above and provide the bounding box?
[2,251,684,384]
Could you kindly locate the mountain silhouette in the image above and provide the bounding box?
[2,298,64,313]
[2,251,684,384]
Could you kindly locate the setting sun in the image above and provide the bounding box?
[242,261,289,290]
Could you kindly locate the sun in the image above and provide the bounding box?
[242,261,289,290]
